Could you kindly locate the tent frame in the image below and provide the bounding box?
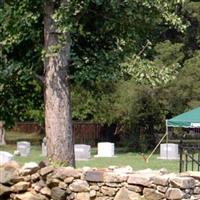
[146,107,200,162]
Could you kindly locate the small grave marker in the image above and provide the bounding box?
[42,137,47,156]
[96,142,115,157]
[17,141,31,157]
[0,151,13,164]
[74,144,91,160]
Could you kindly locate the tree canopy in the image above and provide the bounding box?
[1,0,200,151]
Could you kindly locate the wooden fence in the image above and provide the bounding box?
[12,121,103,146]
[12,122,41,133]
[73,121,101,146]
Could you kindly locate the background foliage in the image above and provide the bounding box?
[1,0,200,150]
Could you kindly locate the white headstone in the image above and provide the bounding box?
[42,137,47,157]
[42,142,47,157]
[0,151,14,164]
[159,143,179,160]
[17,141,31,157]
[96,142,115,157]
[74,144,91,160]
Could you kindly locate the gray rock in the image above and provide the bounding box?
[46,176,60,188]
[40,166,54,176]
[85,170,104,182]
[95,197,113,200]
[38,179,46,187]
[14,192,48,200]
[23,175,31,182]
[106,182,122,188]
[64,177,74,184]
[0,184,11,197]
[31,172,40,181]
[181,171,200,180]
[53,167,80,179]
[114,187,142,200]
[32,183,42,192]
[113,166,133,174]
[67,193,75,200]
[51,187,66,200]
[14,150,20,156]
[104,172,128,183]
[76,192,90,200]
[11,181,30,192]
[194,186,200,194]
[191,194,200,199]
[151,175,169,186]
[90,185,99,191]
[40,187,51,197]
[59,181,67,189]
[170,177,195,189]
[166,188,185,199]
[0,165,18,184]
[126,184,142,193]
[90,190,96,197]
[127,174,152,187]
[143,188,164,200]
[69,179,89,192]
[157,185,168,193]
[101,186,118,196]
[20,162,39,175]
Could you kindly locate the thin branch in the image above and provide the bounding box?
[34,73,44,87]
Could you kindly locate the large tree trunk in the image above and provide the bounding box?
[44,0,75,167]
[0,121,6,145]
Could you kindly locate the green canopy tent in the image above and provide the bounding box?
[164,107,200,159]
[165,107,200,144]
[145,107,200,162]
[167,107,200,128]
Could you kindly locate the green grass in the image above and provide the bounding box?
[76,152,179,172]
[0,144,44,165]
[1,131,180,172]
[0,131,44,165]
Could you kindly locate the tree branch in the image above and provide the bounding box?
[34,73,44,87]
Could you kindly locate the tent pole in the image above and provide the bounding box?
[166,120,169,159]
[145,132,167,163]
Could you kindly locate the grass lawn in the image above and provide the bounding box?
[76,152,179,172]
[0,131,179,172]
[0,144,45,165]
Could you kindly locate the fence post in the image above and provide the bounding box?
[179,139,183,173]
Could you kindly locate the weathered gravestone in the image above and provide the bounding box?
[42,137,47,157]
[96,142,115,157]
[74,144,91,160]
[0,151,14,164]
[17,141,31,157]
[159,143,179,160]
[0,121,6,145]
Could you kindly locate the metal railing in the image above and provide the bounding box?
[179,141,200,172]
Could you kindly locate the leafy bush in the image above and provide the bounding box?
[114,80,163,152]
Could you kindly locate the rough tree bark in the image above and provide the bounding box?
[44,0,75,167]
[0,121,6,145]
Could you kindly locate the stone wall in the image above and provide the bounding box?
[1,163,200,200]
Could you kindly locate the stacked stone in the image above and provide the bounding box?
[1,163,200,200]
